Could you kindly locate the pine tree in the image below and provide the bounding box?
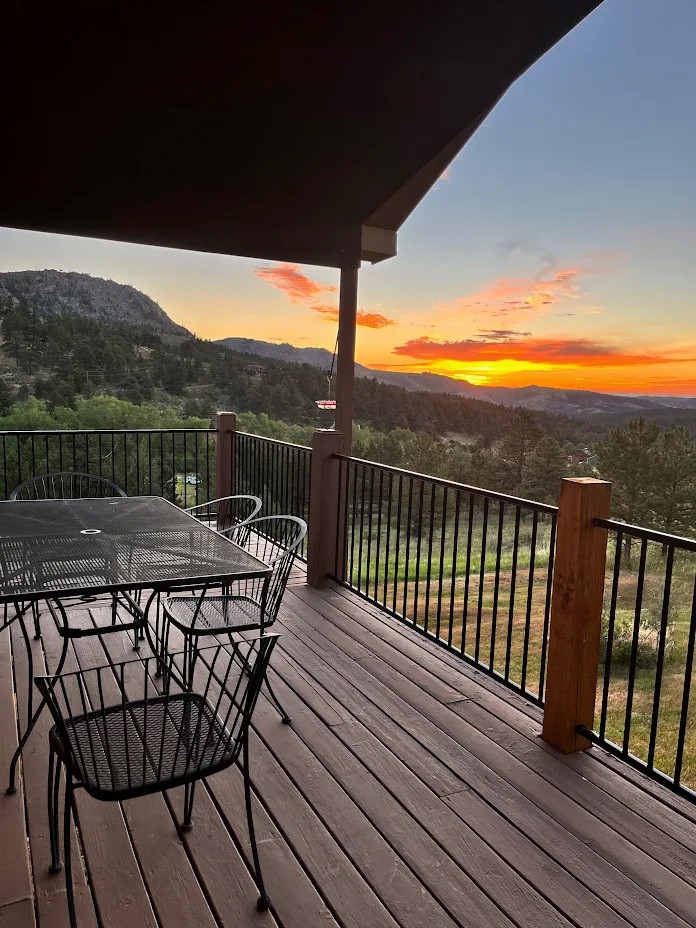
[0,378,14,413]
[494,409,543,494]
[596,418,661,558]
[520,435,567,504]
[651,425,696,537]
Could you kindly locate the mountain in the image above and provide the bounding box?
[216,337,696,419]
[1,272,692,421]
[0,270,190,337]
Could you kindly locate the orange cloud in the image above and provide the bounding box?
[313,304,396,329]
[254,263,336,303]
[392,336,689,368]
[255,262,397,329]
[442,268,584,318]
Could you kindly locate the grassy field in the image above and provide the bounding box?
[594,553,695,792]
[173,474,204,508]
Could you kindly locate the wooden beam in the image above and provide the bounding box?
[360,225,397,263]
[542,477,611,753]
[215,411,237,503]
[334,266,359,454]
[306,429,343,589]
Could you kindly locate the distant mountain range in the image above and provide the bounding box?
[0,270,190,337]
[217,337,696,419]
[1,270,693,422]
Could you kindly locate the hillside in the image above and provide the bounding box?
[0,270,189,337]
[0,270,692,439]
[0,276,594,450]
[218,336,696,419]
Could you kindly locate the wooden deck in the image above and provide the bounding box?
[2,567,696,928]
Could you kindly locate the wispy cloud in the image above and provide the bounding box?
[255,262,397,329]
[313,304,396,329]
[441,268,584,318]
[477,329,533,341]
[254,263,336,303]
[392,335,692,368]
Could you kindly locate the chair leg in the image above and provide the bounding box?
[48,747,63,873]
[183,634,199,689]
[63,774,78,928]
[32,601,41,640]
[6,611,36,795]
[181,780,196,832]
[8,635,69,795]
[243,730,270,912]
[263,670,291,725]
[153,596,170,677]
[18,608,35,726]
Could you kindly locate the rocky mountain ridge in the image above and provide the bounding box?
[0,270,190,337]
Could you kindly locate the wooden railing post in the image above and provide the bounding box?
[306,429,343,589]
[215,411,237,501]
[542,477,611,753]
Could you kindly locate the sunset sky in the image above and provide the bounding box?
[1,0,695,396]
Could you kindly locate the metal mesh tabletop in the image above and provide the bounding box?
[0,497,271,601]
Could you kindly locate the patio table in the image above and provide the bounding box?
[0,496,272,793]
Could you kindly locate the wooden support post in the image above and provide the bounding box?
[334,266,359,455]
[542,477,611,753]
[215,411,237,501]
[306,429,343,589]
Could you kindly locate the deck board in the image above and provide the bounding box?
[286,591,696,923]
[277,592,696,928]
[309,584,696,862]
[0,627,35,924]
[283,587,696,928]
[0,571,695,928]
[266,633,629,928]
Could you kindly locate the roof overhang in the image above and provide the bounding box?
[0,1,601,268]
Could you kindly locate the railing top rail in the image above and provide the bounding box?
[334,453,559,515]
[0,428,216,436]
[236,431,311,452]
[594,517,696,552]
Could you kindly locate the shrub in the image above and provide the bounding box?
[600,607,673,671]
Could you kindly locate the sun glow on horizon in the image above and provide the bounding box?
[369,356,696,395]
[392,358,577,387]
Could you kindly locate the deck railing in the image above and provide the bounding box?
[0,428,216,504]
[234,431,311,559]
[578,520,696,800]
[1,422,694,802]
[331,454,557,704]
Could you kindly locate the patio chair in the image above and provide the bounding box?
[10,472,127,501]
[160,515,307,723]
[185,494,262,533]
[9,472,128,639]
[37,635,278,926]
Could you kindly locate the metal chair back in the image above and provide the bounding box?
[186,494,262,532]
[10,472,126,500]
[224,515,307,624]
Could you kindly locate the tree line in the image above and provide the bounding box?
[0,300,694,534]
[0,295,592,446]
